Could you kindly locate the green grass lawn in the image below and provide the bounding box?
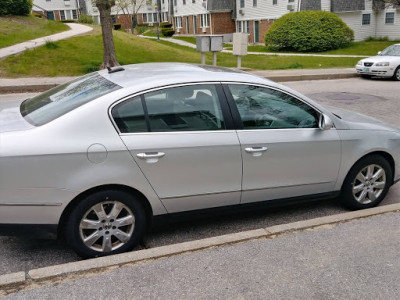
[246,40,400,56]
[0,27,360,77]
[0,15,69,48]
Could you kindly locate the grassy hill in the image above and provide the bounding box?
[0,26,360,77]
[0,15,69,48]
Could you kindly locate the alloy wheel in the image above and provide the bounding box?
[352,164,386,204]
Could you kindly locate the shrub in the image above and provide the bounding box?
[113,23,122,30]
[265,11,354,52]
[0,0,32,16]
[136,25,152,34]
[45,40,59,49]
[365,36,389,42]
[160,22,173,29]
[161,28,175,37]
[60,19,76,23]
[78,14,94,24]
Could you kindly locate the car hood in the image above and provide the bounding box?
[0,104,34,133]
[328,106,400,132]
[361,55,400,63]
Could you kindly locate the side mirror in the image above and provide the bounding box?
[378,51,382,55]
[319,114,333,130]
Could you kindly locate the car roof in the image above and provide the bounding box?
[98,63,273,91]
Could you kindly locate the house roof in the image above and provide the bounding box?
[207,0,235,11]
[300,0,322,11]
[331,0,365,12]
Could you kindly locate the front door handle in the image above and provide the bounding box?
[137,152,165,163]
[244,147,268,157]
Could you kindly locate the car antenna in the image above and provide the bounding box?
[107,66,125,74]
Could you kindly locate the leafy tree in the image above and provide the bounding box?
[265,11,354,52]
[0,0,32,16]
[115,0,146,29]
[93,0,120,68]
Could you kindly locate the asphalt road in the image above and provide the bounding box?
[0,77,399,276]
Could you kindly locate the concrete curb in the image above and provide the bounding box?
[0,72,357,94]
[1,203,399,292]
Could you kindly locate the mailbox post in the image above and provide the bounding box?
[233,33,248,68]
[196,35,223,66]
[196,36,210,65]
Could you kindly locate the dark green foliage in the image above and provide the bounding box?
[161,28,175,37]
[160,22,173,29]
[113,23,122,30]
[45,40,59,49]
[265,11,354,52]
[0,0,33,16]
[60,19,76,23]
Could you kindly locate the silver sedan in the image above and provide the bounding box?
[1,63,399,258]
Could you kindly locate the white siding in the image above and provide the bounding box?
[173,0,208,17]
[321,0,330,11]
[236,0,300,21]
[375,9,400,40]
[33,0,78,11]
[338,11,376,42]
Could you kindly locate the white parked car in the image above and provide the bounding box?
[356,44,400,80]
[1,63,400,258]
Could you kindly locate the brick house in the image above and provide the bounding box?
[32,0,80,21]
[171,0,236,41]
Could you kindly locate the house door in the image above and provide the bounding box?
[254,21,259,43]
[47,11,54,21]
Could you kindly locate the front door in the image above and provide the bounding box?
[112,84,242,213]
[47,11,54,21]
[224,84,341,203]
[254,21,259,43]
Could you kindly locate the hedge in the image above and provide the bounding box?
[0,0,32,16]
[265,11,354,52]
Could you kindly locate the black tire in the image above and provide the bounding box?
[392,66,400,81]
[340,155,392,210]
[361,74,372,79]
[65,190,147,258]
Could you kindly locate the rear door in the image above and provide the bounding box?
[111,84,242,213]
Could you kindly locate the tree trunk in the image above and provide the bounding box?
[97,2,120,69]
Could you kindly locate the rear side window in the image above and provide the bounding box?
[111,84,226,133]
[21,73,121,126]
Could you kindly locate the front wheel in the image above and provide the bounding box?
[341,155,392,210]
[65,190,147,258]
[393,66,400,81]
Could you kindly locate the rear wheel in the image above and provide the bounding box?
[65,190,147,258]
[393,66,400,81]
[341,155,392,210]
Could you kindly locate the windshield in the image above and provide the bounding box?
[20,73,121,126]
[380,45,400,56]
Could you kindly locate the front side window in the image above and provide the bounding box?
[227,84,318,129]
[112,85,225,133]
[21,73,121,126]
[380,44,400,56]
[385,12,395,24]
[362,13,371,25]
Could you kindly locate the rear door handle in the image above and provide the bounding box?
[137,152,165,163]
[244,147,268,157]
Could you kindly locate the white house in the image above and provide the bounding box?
[32,0,80,21]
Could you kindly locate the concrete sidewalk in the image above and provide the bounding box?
[1,204,399,299]
[0,68,357,94]
[0,23,93,59]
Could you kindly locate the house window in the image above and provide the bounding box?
[237,21,249,33]
[273,0,278,5]
[175,16,182,28]
[153,13,158,22]
[253,0,257,7]
[72,10,78,19]
[200,14,210,27]
[183,0,186,4]
[362,13,371,25]
[288,0,294,2]
[60,10,65,20]
[385,12,395,24]
[174,0,177,6]
[143,13,147,23]
[240,0,245,8]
